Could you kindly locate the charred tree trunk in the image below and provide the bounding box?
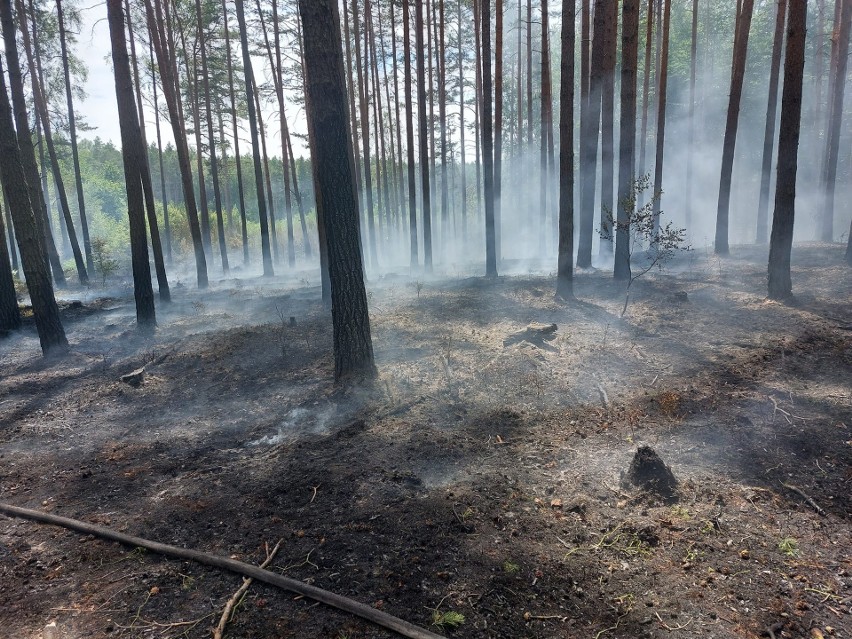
[233,0,273,275]
[539,0,550,253]
[685,0,698,232]
[403,0,418,266]
[715,0,755,255]
[616,0,639,281]
[599,0,617,254]
[482,0,497,277]
[768,0,806,298]
[819,0,850,242]
[756,0,787,245]
[556,0,575,300]
[0,200,20,331]
[638,0,653,184]
[56,0,92,272]
[457,0,467,243]
[298,0,376,381]
[416,0,433,270]
[577,0,605,268]
[107,0,156,327]
[651,0,671,235]
[439,0,450,255]
[0,56,66,353]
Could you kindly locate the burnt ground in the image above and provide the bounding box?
[0,243,850,639]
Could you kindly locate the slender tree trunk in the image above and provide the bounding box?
[143,0,208,288]
[616,0,639,281]
[458,0,467,244]
[526,0,532,142]
[56,0,93,272]
[3,191,19,272]
[0,198,21,331]
[233,0,273,275]
[819,0,851,242]
[757,0,787,245]
[196,0,228,273]
[651,0,671,235]
[599,0,617,253]
[539,0,550,252]
[390,0,407,245]
[685,0,698,233]
[150,37,172,263]
[556,0,575,299]
[482,0,497,277]
[474,0,482,222]
[715,0,755,255]
[638,0,653,183]
[342,0,364,226]
[19,0,88,285]
[270,0,295,266]
[577,0,605,268]
[516,0,523,150]
[298,0,376,381]
[428,0,437,240]
[403,0,418,266]
[768,0,807,298]
[252,76,280,266]
[221,0,249,265]
[292,18,314,261]
[416,0,433,270]
[107,0,156,327]
[0,55,66,354]
[440,0,450,256]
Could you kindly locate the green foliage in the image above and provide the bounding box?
[778,537,800,557]
[91,236,119,287]
[431,610,465,629]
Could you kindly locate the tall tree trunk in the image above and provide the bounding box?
[819,0,851,242]
[638,0,653,183]
[143,0,208,288]
[0,198,21,331]
[651,0,671,235]
[474,0,482,223]
[150,37,172,264]
[390,0,407,244]
[757,0,787,245]
[251,74,280,266]
[0,55,66,354]
[221,0,249,265]
[342,0,364,230]
[458,0,467,244]
[292,16,314,261]
[233,0,273,275]
[556,0,575,299]
[685,0,698,233]
[482,0,497,277]
[599,0,617,253]
[494,0,502,262]
[403,0,418,266]
[526,0,532,142]
[3,191,19,272]
[107,0,156,327]
[196,0,229,273]
[768,0,807,298]
[270,0,295,266]
[439,0,450,255]
[516,0,523,150]
[18,0,88,285]
[56,0,93,272]
[714,0,755,255]
[577,0,605,268]
[616,0,639,281]
[298,0,376,381]
[416,0,433,270]
[539,0,550,252]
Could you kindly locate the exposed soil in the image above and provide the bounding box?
[1,244,850,639]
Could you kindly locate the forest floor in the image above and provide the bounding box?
[0,243,850,639]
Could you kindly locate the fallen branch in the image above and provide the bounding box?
[0,503,446,639]
[213,540,282,639]
[781,483,827,517]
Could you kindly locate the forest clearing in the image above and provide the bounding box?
[1,244,850,639]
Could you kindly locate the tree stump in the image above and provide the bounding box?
[625,445,678,502]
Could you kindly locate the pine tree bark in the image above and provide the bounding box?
[151,40,172,264]
[233,0,273,276]
[756,0,787,245]
[819,0,850,241]
[482,0,497,277]
[651,0,671,235]
[439,0,450,254]
[298,0,376,381]
[556,0,575,300]
[539,0,550,253]
[685,0,698,232]
[768,0,806,298]
[18,0,88,285]
[577,0,605,268]
[0,201,20,331]
[416,0,433,270]
[457,0,467,243]
[107,0,155,327]
[143,0,208,288]
[715,0,755,255]
[599,0,617,254]
[251,73,280,266]
[638,0,653,184]
[56,0,93,272]
[616,0,639,281]
[403,0,418,266]
[0,55,66,353]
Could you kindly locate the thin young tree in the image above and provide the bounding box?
[481,0,497,277]
[233,0,273,276]
[616,0,639,281]
[768,0,807,298]
[298,0,376,381]
[56,0,93,271]
[819,0,850,242]
[715,0,755,255]
[756,0,787,245]
[0,54,66,354]
[556,0,575,300]
[107,0,155,326]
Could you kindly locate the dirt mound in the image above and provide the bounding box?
[626,445,679,502]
